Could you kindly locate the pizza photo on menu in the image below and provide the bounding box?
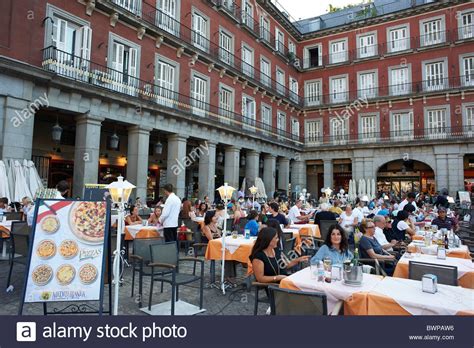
[69,201,106,244]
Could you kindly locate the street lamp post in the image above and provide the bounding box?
[249,185,258,210]
[106,176,135,315]
[216,183,235,294]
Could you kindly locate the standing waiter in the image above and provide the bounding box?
[159,184,181,242]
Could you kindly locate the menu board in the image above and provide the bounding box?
[24,200,109,303]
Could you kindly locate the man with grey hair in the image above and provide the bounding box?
[313,202,337,227]
[373,215,396,251]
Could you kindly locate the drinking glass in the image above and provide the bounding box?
[310,259,319,280]
[415,246,421,258]
[232,231,238,239]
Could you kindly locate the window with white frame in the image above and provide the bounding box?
[241,45,253,77]
[109,38,139,95]
[420,18,444,46]
[330,76,348,103]
[156,0,179,35]
[289,41,296,55]
[459,11,474,40]
[277,111,286,135]
[330,117,348,142]
[305,120,322,143]
[388,26,409,53]
[424,60,446,91]
[291,118,300,138]
[276,69,285,95]
[358,71,377,99]
[242,0,254,29]
[242,95,256,128]
[191,74,208,116]
[289,77,299,103]
[305,80,321,106]
[219,85,234,123]
[358,33,376,58]
[465,105,474,131]
[275,28,285,53]
[260,16,270,43]
[192,11,208,52]
[330,39,347,64]
[426,108,447,136]
[47,9,92,81]
[260,57,271,87]
[155,57,177,107]
[261,105,272,131]
[391,112,413,139]
[462,55,474,87]
[360,115,377,141]
[390,66,410,95]
[303,45,322,69]
[112,0,141,15]
[219,30,233,65]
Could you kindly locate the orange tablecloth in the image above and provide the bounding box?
[205,237,254,264]
[124,227,160,241]
[0,225,9,238]
[393,255,474,289]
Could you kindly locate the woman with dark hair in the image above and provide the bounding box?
[250,227,309,283]
[310,224,353,265]
[244,210,260,236]
[265,219,284,253]
[201,211,221,242]
[125,205,142,225]
[390,210,415,241]
[196,202,208,217]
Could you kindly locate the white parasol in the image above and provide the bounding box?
[366,178,371,200]
[13,160,32,202]
[6,159,15,200]
[371,178,377,200]
[0,161,11,202]
[254,177,267,199]
[26,160,43,197]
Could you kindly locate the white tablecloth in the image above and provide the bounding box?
[398,253,474,280]
[409,241,469,257]
[0,220,13,231]
[282,267,383,314]
[371,277,474,315]
[222,236,255,254]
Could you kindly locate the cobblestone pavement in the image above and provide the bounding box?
[0,250,268,316]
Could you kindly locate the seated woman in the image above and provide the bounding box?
[338,205,359,234]
[358,219,395,275]
[389,210,416,242]
[244,210,260,236]
[147,206,164,232]
[311,224,353,265]
[250,227,309,283]
[266,220,285,255]
[125,205,142,226]
[196,202,208,217]
[232,203,244,227]
[201,210,221,242]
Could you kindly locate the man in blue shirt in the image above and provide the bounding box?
[267,202,288,227]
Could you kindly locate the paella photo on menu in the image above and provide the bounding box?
[23,200,109,303]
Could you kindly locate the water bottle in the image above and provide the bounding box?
[448,230,454,248]
[317,261,325,282]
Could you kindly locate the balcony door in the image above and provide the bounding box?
[157,0,179,36]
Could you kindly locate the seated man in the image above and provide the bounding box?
[313,203,337,226]
[373,215,396,251]
[287,200,311,224]
[432,207,458,231]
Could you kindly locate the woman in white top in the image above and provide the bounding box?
[338,205,358,233]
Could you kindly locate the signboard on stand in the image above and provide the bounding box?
[458,191,471,209]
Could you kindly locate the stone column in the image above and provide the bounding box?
[291,160,307,192]
[126,126,151,202]
[245,150,260,185]
[323,159,333,189]
[263,154,276,199]
[224,146,240,192]
[166,134,188,198]
[352,157,365,182]
[277,157,290,192]
[0,96,35,160]
[435,154,449,193]
[447,154,464,195]
[72,114,104,197]
[198,140,216,202]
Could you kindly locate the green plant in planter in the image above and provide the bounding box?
[287,52,296,62]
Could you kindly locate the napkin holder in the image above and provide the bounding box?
[422,274,438,294]
[437,246,446,260]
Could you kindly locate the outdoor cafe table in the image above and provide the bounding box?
[393,253,474,289]
[124,225,161,240]
[288,224,321,238]
[0,220,17,260]
[279,267,383,315]
[205,235,256,283]
[366,277,474,315]
[407,240,471,260]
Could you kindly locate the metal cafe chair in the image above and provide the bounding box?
[4,212,23,221]
[148,242,204,315]
[408,261,458,286]
[6,221,30,290]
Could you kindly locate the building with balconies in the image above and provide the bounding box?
[0,0,472,202]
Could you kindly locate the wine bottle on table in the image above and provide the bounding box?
[352,248,359,266]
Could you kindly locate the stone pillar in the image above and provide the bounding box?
[352,157,365,182]
[245,150,260,185]
[447,154,464,195]
[126,126,151,202]
[277,157,290,192]
[198,141,216,202]
[0,96,35,160]
[72,114,104,197]
[224,146,240,192]
[323,159,333,189]
[435,154,449,193]
[291,160,307,192]
[167,134,188,199]
[263,154,276,199]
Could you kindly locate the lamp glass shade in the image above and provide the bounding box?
[217,152,224,163]
[249,186,258,195]
[154,141,163,155]
[217,183,235,201]
[106,175,136,203]
[240,156,246,166]
[109,132,120,150]
[324,187,333,197]
[51,123,63,143]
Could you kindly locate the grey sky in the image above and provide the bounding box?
[272,0,362,21]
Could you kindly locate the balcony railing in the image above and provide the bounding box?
[304,76,473,107]
[41,46,302,145]
[305,126,474,147]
